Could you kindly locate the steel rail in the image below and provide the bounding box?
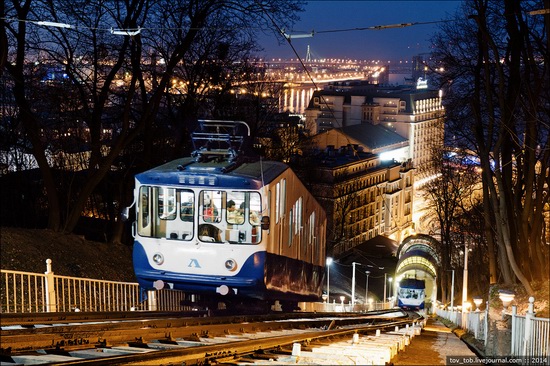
[51,317,420,365]
[1,310,422,365]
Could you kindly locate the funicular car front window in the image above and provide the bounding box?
[223,191,262,244]
[138,186,150,236]
[159,187,176,220]
[180,190,194,222]
[138,186,195,241]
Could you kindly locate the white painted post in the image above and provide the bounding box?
[292,343,301,356]
[147,290,158,311]
[522,297,535,357]
[473,311,479,339]
[511,305,518,355]
[449,307,456,323]
[44,259,57,312]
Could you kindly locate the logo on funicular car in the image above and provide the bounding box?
[188,258,201,268]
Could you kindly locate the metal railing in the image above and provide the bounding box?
[1,268,47,313]
[510,297,550,360]
[3,259,398,315]
[51,273,141,312]
[1,259,190,313]
[300,299,396,313]
[464,307,488,342]
[436,305,488,346]
[437,297,550,361]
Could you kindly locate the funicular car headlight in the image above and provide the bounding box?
[153,253,164,265]
[225,259,238,272]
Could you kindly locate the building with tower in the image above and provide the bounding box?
[304,80,445,182]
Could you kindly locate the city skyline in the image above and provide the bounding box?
[257,0,462,62]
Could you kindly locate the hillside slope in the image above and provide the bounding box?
[1,227,135,282]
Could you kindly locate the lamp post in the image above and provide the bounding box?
[447,269,455,310]
[498,290,515,319]
[326,257,333,303]
[365,271,370,308]
[351,262,358,307]
[383,273,387,303]
[473,297,483,312]
[388,277,393,300]
[462,242,469,315]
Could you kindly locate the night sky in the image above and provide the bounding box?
[258,0,462,62]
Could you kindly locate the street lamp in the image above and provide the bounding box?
[447,269,455,310]
[498,290,515,319]
[383,273,387,302]
[326,257,333,303]
[462,242,471,314]
[388,277,393,300]
[473,297,483,312]
[351,262,359,307]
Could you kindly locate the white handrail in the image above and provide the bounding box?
[436,297,549,360]
[1,259,190,313]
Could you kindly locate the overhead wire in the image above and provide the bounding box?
[250,1,341,128]
[252,2,432,253]
[1,16,454,37]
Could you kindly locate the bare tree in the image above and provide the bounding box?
[3,0,304,238]
[420,144,482,305]
[431,0,549,295]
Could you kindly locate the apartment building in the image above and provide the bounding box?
[305,80,445,182]
[295,142,414,257]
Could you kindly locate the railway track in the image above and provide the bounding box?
[1,309,425,365]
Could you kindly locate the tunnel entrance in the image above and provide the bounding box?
[395,234,441,313]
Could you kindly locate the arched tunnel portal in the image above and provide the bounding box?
[395,234,440,313]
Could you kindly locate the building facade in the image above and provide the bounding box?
[295,145,415,257]
[305,81,445,182]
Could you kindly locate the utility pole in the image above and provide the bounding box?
[462,242,469,312]
[351,262,358,307]
[383,273,387,302]
[365,271,370,303]
[450,269,455,309]
[326,257,333,303]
